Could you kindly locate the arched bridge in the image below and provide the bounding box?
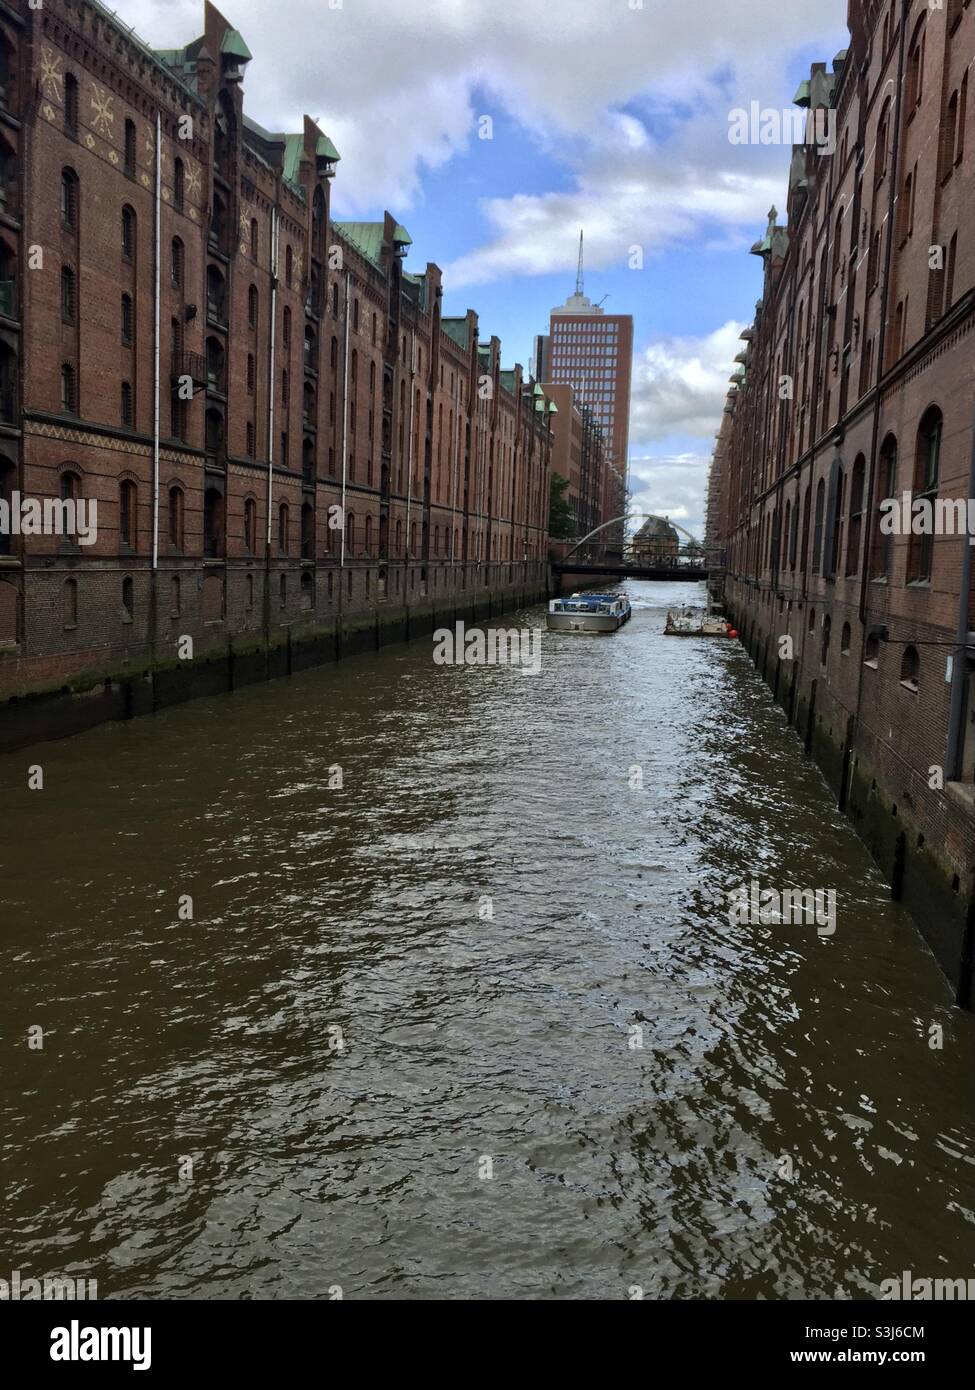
[553,513,711,581]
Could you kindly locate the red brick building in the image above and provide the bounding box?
[0,0,553,706]
[708,0,975,1004]
[541,381,605,545]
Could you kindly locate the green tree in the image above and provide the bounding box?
[548,472,576,540]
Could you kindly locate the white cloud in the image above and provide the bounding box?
[629,320,745,444]
[627,454,711,543]
[119,0,847,222]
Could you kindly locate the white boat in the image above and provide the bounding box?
[665,604,733,637]
[547,592,632,633]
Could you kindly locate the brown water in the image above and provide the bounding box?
[2,579,974,1300]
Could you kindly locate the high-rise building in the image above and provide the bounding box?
[542,233,633,547]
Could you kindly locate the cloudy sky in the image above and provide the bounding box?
[124,0,849,538]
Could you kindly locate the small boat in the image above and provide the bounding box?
[547,591,632,633]
[665,604,734,637]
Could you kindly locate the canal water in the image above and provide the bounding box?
[2,580,974,1300]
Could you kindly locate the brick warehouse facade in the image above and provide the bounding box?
[0,0,554,740]
[708,0,975,1005]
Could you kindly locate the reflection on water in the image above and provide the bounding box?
[2,581,974,1299]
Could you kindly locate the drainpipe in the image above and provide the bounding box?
[151,113,161,573]
[946,395,975,777]
[339,268,351,566]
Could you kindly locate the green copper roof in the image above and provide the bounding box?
[793,79,810,108]
[500,370,517,394]
[283,134,304,186]
[333,221,410,269]
[220,30,253,62]
[316,134,341,163]
[441,318,469,350]
[532,382,545,397]
[334,222,383,266]
[547,400,558,413]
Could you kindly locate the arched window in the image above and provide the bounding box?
[168,486,184,551]
[364,515,372,555]
[171,237,184,290]
[248,284,258,329]
[300,570,313,609]
[206,265,226,324]
[60,168,78,229]
[395,518,402,556]
[864,633,880,667]
[62,577,78,628]
[60,363,77,413]
[280,573,287,608]
[60,266,76,322]
[908,408,942,583]
[907,16,926,113]
[206,336,225,393]
[170,575,181,616]
[121,381,133,426]
[820,614,831,667]
[122,576,134,619]
[301,502,314,560]
[285,245,293,288]
[250,218,258,260]
[278,501,289,554]
[124,119,136,177]
[826,465,844,579]
[283,306,291,348]
[64,75,79,136]
[870,435,897,578]
[304,325,316,370]
[244,497,257,553]
[840,622,851,655]
[330,336,338,370]
[204,487,223,558]
[812,479,825,575]
[119,479,137,549]
[60,469,79,505]
[846,455,865,576]
[122,205,136,260]
[876,98,892,183]
[174,158,184,212]
[900,646,920,691]
[332,282,339,316]
[346,511,355,555]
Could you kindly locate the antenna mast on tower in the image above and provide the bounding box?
[575,229,584,297]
